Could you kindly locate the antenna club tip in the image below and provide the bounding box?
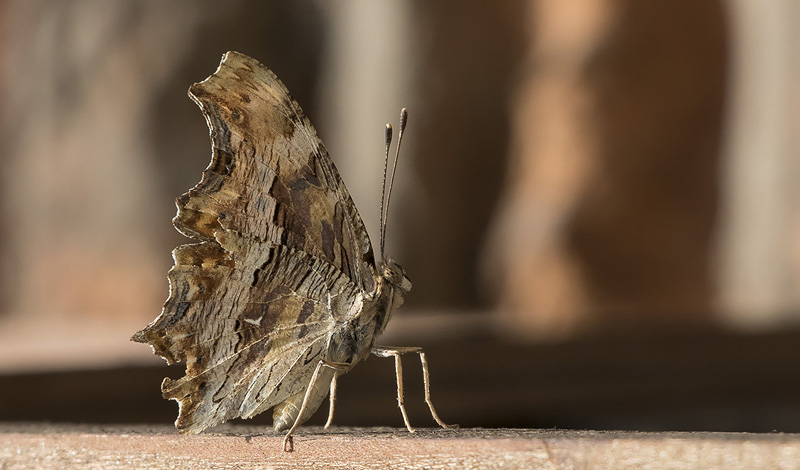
[399,108,408,131]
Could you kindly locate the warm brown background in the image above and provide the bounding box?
[1,0,799,433]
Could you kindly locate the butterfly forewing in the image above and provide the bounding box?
[177,51,375,291]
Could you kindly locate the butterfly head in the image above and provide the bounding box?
[381,258,412,294]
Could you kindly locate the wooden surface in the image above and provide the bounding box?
[2,424,800,469]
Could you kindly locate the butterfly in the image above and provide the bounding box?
[132,51,454,451]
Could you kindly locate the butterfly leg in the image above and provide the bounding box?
[372,347,414,432]
[283,359,350,452]
[372,346,457,432]
[324,370,339,429]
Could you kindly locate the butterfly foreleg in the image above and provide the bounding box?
[371,346,457,433]
[283,359,350,452]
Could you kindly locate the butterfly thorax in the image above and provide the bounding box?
[327,259,411,367]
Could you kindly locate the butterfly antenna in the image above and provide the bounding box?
[380,108,407,261]
[379,123,393,261]
[380,108,408,259]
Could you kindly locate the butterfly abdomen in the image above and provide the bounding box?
[271,366,335,431]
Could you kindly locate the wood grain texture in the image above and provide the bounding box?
[2,424,800,469]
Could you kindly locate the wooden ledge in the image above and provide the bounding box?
[2,424,799,469]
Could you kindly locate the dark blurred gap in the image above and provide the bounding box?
[405,0,527,310]
[3,326,800,433]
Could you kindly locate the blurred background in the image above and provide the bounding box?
[1,0,799,433]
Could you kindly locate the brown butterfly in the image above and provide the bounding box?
[132,51,454,451]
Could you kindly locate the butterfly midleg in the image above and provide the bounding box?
[283,359,350,452]
[371,346,457,432]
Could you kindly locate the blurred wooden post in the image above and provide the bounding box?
[487,0,728,339]
[718,1,800,328]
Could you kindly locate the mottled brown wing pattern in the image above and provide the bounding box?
[134,229,361,433]
[175,51,375,293]
[132,52,375,433]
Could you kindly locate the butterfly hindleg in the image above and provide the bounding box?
[283,359,350,452]
[324,370,339,429]
[371,346,457,432]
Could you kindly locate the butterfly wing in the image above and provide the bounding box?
[175,50,376,292]
[133,51,374,433]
